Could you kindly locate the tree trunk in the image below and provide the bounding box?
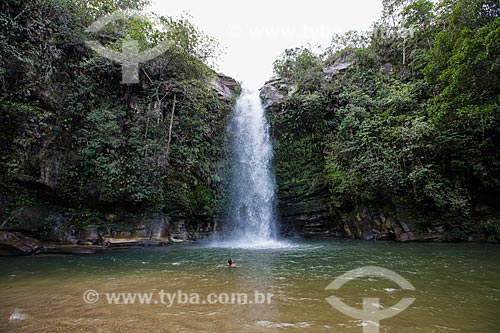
[165,93,176,160]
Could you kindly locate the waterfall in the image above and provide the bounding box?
[223,88,279,247]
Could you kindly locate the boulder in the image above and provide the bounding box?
[99,214,171,246]
[398,232,416,242]
[323,57,354,79]
[343,223,352,237]
[381,63,393,75]
[212,75,240,101]
[399,221,411,233]
[259,77,296,108]
[0,231,45,256]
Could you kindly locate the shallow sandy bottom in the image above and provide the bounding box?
[1,240,499,332]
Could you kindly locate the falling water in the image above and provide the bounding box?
[222,88,280,247]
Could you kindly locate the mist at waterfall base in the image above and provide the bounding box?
[213,88,288,249]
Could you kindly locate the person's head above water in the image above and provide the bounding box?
[227,258,239,268]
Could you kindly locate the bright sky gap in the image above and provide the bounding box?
[149,0,383,89]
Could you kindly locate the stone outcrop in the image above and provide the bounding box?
[0,231,46,255]
[212,75,240,101]
[0,208,220,255]
[259,57,498,243]
[259,77,295,108]
[277,187,337,238]
[260,56,354,108]
[282,202,500,243]
[286,205,435,242]
[381,63,394,75]
[0,72,240,254]
[341,207,417,242]
[323,57,355,79]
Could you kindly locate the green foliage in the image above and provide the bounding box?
[0,0,235,225]
[273,47,324,92]
[426,17,500,117]
[480,220,500,242]
[268,0,500,235]
[72,0,151,23]
[326,30,371,56]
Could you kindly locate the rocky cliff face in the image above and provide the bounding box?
[0,74,238,254]
[213,75,241,101]
[260,76,338,237]
[0,0,244,254]
[260,58,500,243]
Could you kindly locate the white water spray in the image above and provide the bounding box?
[221,88,283,248]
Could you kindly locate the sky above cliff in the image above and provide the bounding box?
[149,0,383,89]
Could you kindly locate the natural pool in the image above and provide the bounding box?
[1,239,499,332]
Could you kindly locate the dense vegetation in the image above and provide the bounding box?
[1,0,498,242]
[0,0,237,231]
[267,0,500,240]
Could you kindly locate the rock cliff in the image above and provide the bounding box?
[260,55,500,243]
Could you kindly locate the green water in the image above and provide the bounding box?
[1,240,499,332]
